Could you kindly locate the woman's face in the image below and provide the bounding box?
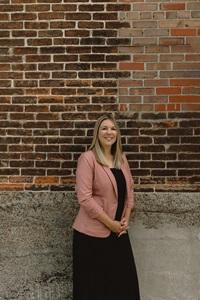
[98,119,117,151]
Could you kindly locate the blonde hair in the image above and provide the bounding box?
[89,114,123,168]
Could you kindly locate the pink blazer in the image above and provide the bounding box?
[72,150,134,237]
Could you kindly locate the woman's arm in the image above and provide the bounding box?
[76,153,104,218]
[76,153,126,234]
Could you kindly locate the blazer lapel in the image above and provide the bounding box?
[102,166,118,198]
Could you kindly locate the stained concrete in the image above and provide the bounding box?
[0,192,199,300]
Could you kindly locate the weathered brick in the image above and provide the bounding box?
[93,30,117,37]
[79,4,104,11]
[52,4,76,11]
[106,21,130,29]
[161,71,200,78]
[187,2,200,9]
[0,5,23,12]
[38,12,64,20]
[26,4,50,12]
[51,22,75,30]
[107,4,131,11]
[11,13,37,21]
[0,22,23,29]
[79,21,104,29]
[160,54,184,62]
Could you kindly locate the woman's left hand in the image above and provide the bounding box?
[117,217,129,237]
[120,217,129,229]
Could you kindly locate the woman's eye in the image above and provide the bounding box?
[100,127,116,131]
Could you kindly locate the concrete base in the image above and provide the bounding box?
[0,192,199,300]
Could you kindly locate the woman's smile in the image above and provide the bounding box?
[98,119,117,149]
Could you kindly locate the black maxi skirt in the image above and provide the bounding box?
[73,230,140,300]
[73,168,140,300]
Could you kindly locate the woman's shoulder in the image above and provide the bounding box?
[79,150,95,162]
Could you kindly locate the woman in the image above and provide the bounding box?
[72,114,140,300]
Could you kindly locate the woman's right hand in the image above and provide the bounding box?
[109,220,125,234]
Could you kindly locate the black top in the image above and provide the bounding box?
[110,168,127,221]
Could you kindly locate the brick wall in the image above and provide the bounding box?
[0,0,199,192]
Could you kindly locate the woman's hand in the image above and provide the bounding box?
[117,217,129,237]
[120,217,129,230]
[109,220,125,234]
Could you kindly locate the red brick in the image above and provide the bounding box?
[35,176,59,184]
[161,3,185,10]
[156,87,181,95]
[0,184,24,191]
[171,28,197,36]
[169,96,200,103]
[171,79,200,86]
[159,37,184,46]
[119,63,144,70]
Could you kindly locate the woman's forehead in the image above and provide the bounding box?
[100,119,115,127]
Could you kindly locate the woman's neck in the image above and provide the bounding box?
[102,147,112,158]
[102,147,114,167]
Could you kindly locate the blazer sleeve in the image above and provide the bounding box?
[123,153,134,209]
[75,152,104,219]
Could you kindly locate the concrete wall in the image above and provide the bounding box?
[0,192,199,300]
